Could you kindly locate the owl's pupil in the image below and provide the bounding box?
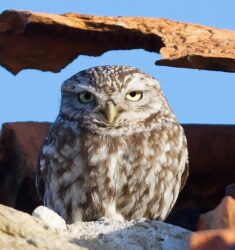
[84,92,91,100]
[130,92,136,97]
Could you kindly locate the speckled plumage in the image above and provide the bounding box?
[36,65,188,223]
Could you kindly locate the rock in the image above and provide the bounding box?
[70,218,190,250]
[0,204,190,250]
[0,10,235,74]
[189,229,235,250]
[32,206,67,230]
[33,205,190,250]
[197,196,235,230]
[0,122,50,213]
[0,204,88,250]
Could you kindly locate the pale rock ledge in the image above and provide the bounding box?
[0,204,190,250]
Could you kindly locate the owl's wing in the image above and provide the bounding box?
[36,121,60,202]
[179,135,189,192]
[180,161,189,191]
[36,149,46,201]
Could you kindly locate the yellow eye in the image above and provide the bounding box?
[126,91,143,101]
[78,92,94,104]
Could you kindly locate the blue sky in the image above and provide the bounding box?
[0,1,235,125]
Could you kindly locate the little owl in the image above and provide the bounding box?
[36,65,188,223]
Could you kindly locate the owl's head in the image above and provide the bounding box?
[60,65,173,136]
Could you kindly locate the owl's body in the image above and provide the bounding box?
[36,66,188,223]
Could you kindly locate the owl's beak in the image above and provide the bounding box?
[104,101,117,124]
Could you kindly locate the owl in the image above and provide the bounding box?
[36,65,188,224]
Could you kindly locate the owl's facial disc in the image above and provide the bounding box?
[60,66,168,135]
[61,83,163,130]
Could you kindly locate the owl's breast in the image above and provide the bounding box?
[83,132,158,206]
[42,120,187,222]
[84,134,130,190]
[83,125,187,220]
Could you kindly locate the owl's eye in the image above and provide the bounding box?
[78,92,94,104]
[126,91,143,101]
